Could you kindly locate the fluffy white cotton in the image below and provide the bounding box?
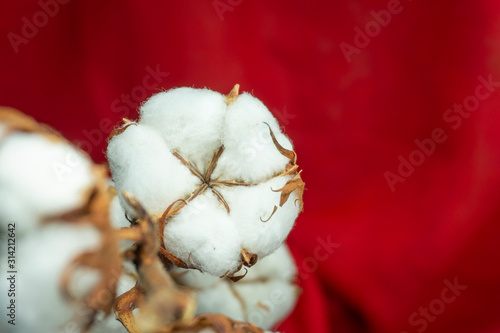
[173,244,299,330]
[139,87,227,173]
[0,223,100,333]
[164,190,242,277]
[107,124,200,217]
[212,93,293,184]
[170,266,222,290]
[219,175,300,259]
[107,87,302,277]
[0,132,95,236]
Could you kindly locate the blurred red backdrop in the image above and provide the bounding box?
[1,1,500,332]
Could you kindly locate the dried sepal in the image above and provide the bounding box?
[108,119,137,141]
[227,268,248,282]
[205,145,225,180]
[263,122,296,164]
[160,247,189,269]
[113,284,144,333]
[240,250,258,267]
[225,84,240,105]
[272,171,305,210]
[260,206,277,223]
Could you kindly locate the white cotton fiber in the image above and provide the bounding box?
[0,132,95,235]
[219,175,300,258]
[212,93,293,184]
[107,86,302,277]
[195,282,244,319]
[0,223,100,333]
[170,266,221,290]
[107,124,201,217]
[164,190,242,277]
[172,244,299,330]
[139,87,227,173]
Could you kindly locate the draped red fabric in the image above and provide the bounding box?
[2,1,500,332]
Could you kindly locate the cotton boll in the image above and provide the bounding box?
[218,175,300,259]
[0,132,95,235]
[172,244,298,330]
[0,223,100,333]
[212,93,293,184]
[107,124,200,217]
[139,88,227,173]
[163,190,242,277]
[106,86,303,277]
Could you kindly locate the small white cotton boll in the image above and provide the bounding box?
[234,245,299,329]
[218,175,300,260]
[172,244,299,330]
[212,93,293,184]
[107,124,200,217]
[236,279,298,330]
[139,87,227,173]
[0,223,100,333]
[163,191,242,277]
[0,132,95,235]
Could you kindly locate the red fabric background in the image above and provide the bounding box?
[1,1,500,332]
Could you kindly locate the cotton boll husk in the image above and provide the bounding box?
[139,88,227,173]
[107,124,200,217]
[0,223,100,333]
[212,93,293,184]
[0,132,95,235]
[163,190,242,277]
[218,175,300,259]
